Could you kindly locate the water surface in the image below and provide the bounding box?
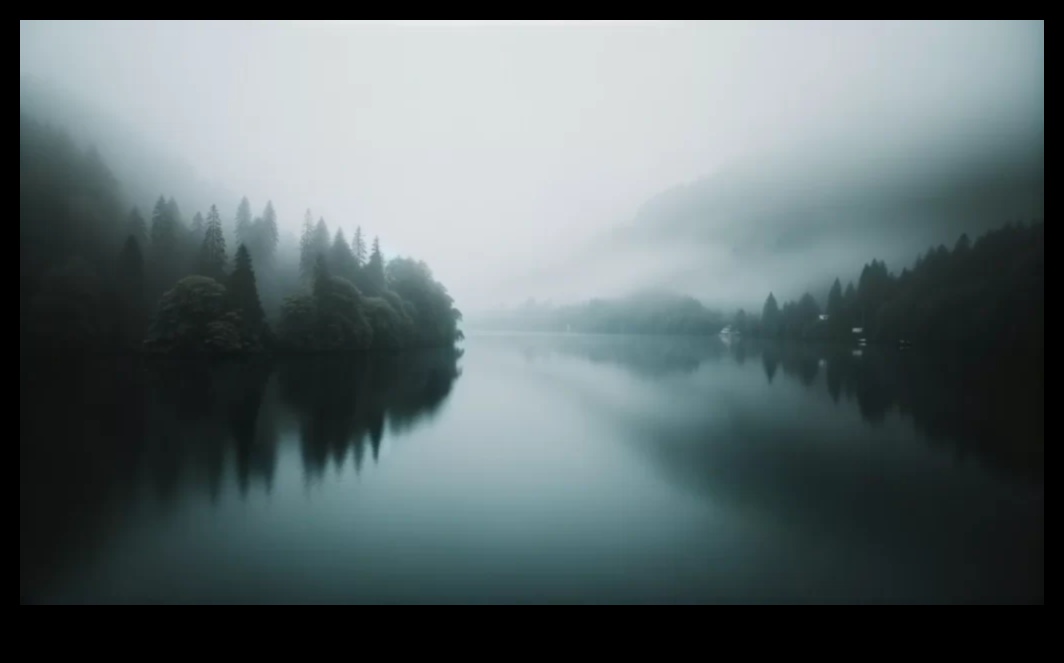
[20,333,1043,604]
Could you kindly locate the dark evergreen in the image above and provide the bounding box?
[198,205,228,281]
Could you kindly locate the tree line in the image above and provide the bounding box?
[20,113,463,355]
[738,221,1043,351]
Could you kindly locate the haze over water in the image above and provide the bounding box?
[20,333,1043,604]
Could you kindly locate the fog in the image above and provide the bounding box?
[19,20,1043,314]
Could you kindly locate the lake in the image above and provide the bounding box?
[19,332,1043,604]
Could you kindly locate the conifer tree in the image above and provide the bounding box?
[329,228,358,284]
[228,244,267,339]
[366,236,386,293]
[198,204,228,280]
[235,196,252,248]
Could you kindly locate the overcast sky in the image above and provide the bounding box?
[19,20,1043,312]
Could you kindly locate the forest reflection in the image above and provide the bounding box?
[19,348,463,596]
[498,333,1043,482]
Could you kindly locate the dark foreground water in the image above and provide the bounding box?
[20,333,1043,604]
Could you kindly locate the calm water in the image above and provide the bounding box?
[20,333,1043,604]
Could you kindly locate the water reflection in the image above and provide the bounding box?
[277,352,461,481]
[20,334,1042,604]
[20,348,463,601]
[491,333,1043,482]
[474,333,1043,603]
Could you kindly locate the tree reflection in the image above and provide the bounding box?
[535,332,1042,481]
[20,348,462,601]
[277,348,462,480]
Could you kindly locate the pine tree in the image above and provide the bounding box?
[235,196,252,248]
[165,197,183,228]
[827,277,843,318]
[149,195,175,250]
[353,226,367,267]
[299,209,316,279]
[313,217,330,260]
[148,195,180,298]
[366,236,386,294]
[954,233,971,256]
[258,200,279,264]
[198,204,228,280]
[228,244,267,340]
[312,253,332,301]
[761,292,780,338]
[843,281,857,302]
[190,211,206,241]
[330,228,358,284]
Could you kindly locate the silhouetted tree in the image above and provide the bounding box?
[329,228,359,284]
[198,205,228,281]
[255,200,279,267]
[353,226,367,267]
[313,217,330,263]
[299,209,316,279]
[366,236,386,295]
[761,293,780,339]
[235,196,252,249]
[189,211,205,243]
[228,244,268,347]
[827,278,843,319]
[148,195,182,299]
[145,276,252,354]
[165,197,182,228]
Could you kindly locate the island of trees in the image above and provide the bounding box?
[20,113,463,355]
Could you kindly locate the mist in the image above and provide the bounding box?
[20,20,1042,315]
[20,20,1044,606]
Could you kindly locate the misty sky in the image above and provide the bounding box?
[19,20,1043,312]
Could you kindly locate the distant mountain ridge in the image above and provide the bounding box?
[535,110,1043,312]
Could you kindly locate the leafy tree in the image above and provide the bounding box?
[277,255,373,352]
[145,276,252,354]
[386,257,463,346]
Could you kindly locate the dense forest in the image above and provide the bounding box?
[744,221,1043,352]
[471,221,1042,357]
[20,113,463,355]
